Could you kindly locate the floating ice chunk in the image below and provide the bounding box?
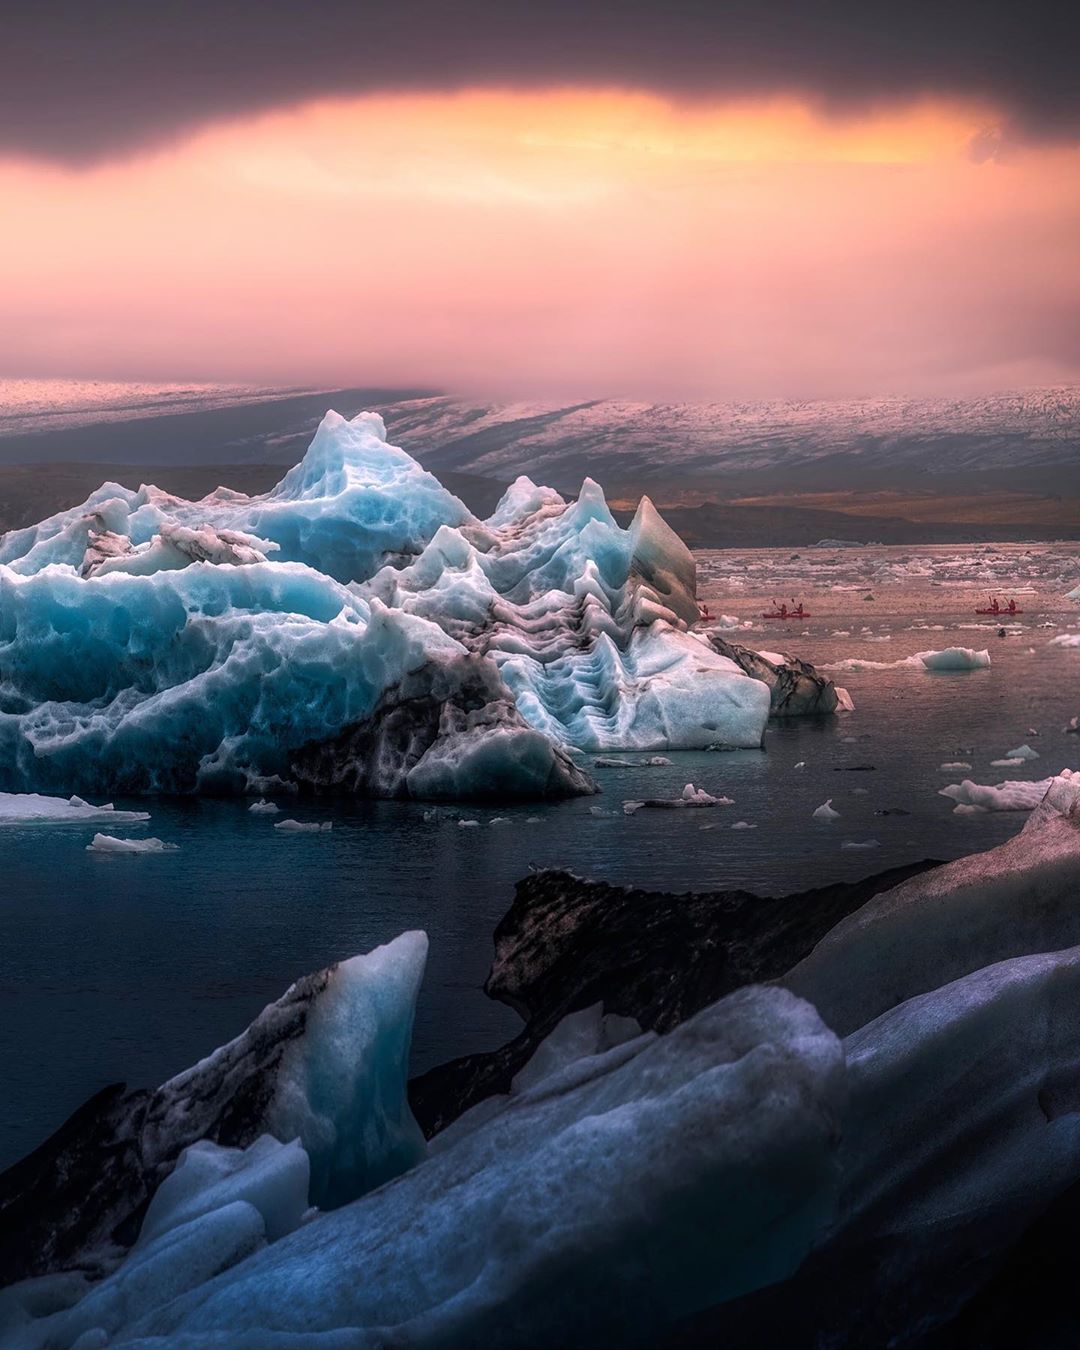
[990,758,1025,768]
[940,777,1057,812]
[794,761,806,770]
[248,799,280,815]
[274,819,332,833]
[488,816,511,825]
[834,687,855,711]
[458,818,479,828]
[813,799,841,821]
[940,762,972,771]
[87,834,178,854]
[631,784,734,809]
[138,1136,310,1248]
[1049,633,1080,647]
[823,648,990,674]
[1005,743,1040,761]
[731,820,757,830]
[644,756,672,766]
[594,756,637,767]
[842,839,880,850]
[953,803,989,816]
[0,793,150,825]
[919,647,991,671]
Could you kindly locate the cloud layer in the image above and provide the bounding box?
[4,0,1080,163]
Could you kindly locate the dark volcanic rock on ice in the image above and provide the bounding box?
[289,653,595,800]
[408,860,936,1137]
[707,634,840,716]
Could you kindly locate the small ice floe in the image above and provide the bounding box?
[0,792,150,826]
[87,834,178,854]
[793,761,806,770]
[834,687,855,711]
[1004,743,1040,761]
[841,839,880,850]
[940,762,972,772]
[594,757,637,767]
[274,819,332,833]
[248,799,280,815]
[588,806,619,818]
[1067,717,1080,735]
[940,777,1055,812]
[525,816,541,824]
[644,756,672,766]
[953,803,989,816]
[731,820,757,830]
[813,799,841,821]
[625,784,734,811]
[458,819,479,828]
[489,816,511,826]
[991,758,1026,769]
[1049,634,1080,648]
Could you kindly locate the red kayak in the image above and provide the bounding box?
[762,602,809,620]
[975,597,1022,616]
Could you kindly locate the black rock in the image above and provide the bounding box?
[707,635,839,717]
[408,860,939,1137]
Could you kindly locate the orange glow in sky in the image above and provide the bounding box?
[3,89,1078,398]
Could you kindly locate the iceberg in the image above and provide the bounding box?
[0,411,771,800]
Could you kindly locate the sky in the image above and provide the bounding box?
[3,1,1079,401]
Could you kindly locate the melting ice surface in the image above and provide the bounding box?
[0,411,768,800]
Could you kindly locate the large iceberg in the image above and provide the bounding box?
[0,412,769,799]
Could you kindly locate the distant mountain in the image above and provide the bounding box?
[377,388,1080,490]
[2,385,1077,545]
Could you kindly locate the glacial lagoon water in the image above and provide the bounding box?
[1,542,1078,1168]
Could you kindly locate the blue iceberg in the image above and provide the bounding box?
[0,411,769,799]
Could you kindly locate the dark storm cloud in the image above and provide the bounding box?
[3,0,1079,163]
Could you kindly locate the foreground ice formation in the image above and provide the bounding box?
[10,777,1080,1346]
[0,411,775,800]
[4,989,841,1349]
[0,933,428,1285]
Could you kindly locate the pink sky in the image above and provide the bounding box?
[3,90,1078,399]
